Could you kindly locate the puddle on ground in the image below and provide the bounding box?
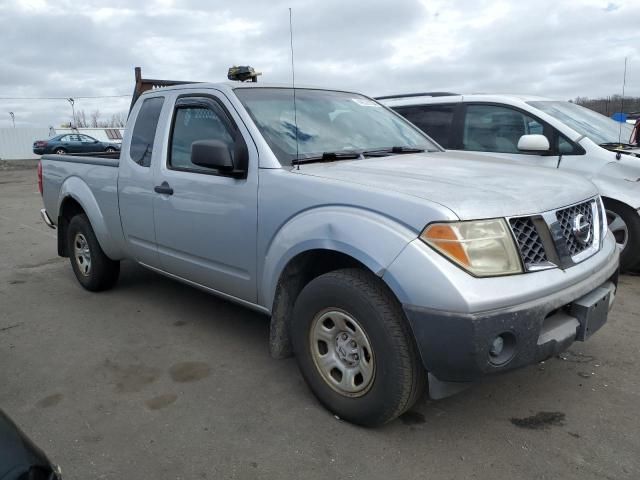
[511,411,566,429]
[103,359,160,393]
[169,361,211,383]
[145,393,178,410]
[36,393,63,408]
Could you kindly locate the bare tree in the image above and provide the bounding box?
[75,109,89,128]
[90,109,101,128]
[109,112,127,128]
[574,95,640,116]
[70,109,127,128]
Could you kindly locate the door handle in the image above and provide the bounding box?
[154,182,174,195]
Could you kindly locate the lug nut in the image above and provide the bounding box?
[342,333,348,340]
[353,354,359,361]
[350,340,357,348]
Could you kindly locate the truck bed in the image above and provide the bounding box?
[40,152,125,260]
[41,151,120,167]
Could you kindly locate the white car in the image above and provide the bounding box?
[379,93,640,271]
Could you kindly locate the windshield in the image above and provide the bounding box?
[527,100,634,145]
[234,88,438,165]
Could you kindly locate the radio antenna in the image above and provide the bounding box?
[618,57,628,145]
[289,7,300,169]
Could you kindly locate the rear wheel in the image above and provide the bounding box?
[105,147,116,153]
[54,148,66,155]
[67,214,120,291]
[604,199,640,272]
[291,268,425,427]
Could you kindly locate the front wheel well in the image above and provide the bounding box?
[269,249,379,359]
[57,197,86,257]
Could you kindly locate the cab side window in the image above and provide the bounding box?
[130,96,165,167]
[393,104,456,148]
[169,105,235,173]
[463,105,545,154]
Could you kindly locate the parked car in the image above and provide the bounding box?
[378,93,640,271]
[33,133,120,155]
[38,77,619,426]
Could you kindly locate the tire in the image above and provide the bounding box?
[67,214,120,291]
[603,199,640,272]
[291,268,425,427]
[105,147,116,153]
[54,148,66,155]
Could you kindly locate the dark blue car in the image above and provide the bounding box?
[33,133,120,155]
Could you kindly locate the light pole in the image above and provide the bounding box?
[9,112,15,128]
[67,98,75,127]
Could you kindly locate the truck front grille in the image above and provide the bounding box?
[555,200,595,256]
[507,197,600,272]
[509,217,548,268]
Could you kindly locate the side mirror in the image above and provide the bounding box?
[191,140,234,171]
[517,134,550,153]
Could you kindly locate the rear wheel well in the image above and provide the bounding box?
[57,197,85,257]
[269,249,373,359]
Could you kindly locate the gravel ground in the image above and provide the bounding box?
[1,167,639,480]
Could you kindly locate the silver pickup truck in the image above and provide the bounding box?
[39,79,619,426]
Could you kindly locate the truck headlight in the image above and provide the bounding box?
[420,219,523,277]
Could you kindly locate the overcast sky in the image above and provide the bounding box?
[1,0,638,128]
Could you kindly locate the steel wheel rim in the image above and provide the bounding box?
[309,309,375,397]
[606,209,629,251]
[73,233,92,276]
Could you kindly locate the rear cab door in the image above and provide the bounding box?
[117,94,167,268]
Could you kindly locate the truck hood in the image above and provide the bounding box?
[295,151,599,220]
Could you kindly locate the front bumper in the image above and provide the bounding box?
[384,230,620,384]
[404,272,618,383]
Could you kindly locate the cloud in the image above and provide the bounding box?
[0,0,638,127]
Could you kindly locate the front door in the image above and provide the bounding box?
[152,94,258,303]
[79,134,99,153]
[459,103,560,169]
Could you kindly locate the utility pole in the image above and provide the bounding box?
[9,112,15,128]
[67,98,75,127]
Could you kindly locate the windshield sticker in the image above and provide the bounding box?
[352,98,381,107]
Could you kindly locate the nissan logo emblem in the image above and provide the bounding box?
[572,214,592,245]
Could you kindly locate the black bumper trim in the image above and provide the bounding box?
[403,271,619,382]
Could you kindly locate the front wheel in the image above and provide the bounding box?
[604,199,640,272]
[105,147,116,153]
[54,148,66,155]
[292,268,425,427]
[67,214,120,291]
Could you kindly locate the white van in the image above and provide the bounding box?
[379,93,640,271]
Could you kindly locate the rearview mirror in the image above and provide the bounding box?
[191,140,234,171]
[517,134,550,153]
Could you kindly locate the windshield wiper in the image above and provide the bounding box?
[599,142,636,149]
[362,146,427,157]
[291,151,362,165]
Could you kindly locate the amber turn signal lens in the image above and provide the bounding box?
[421,224,471,267]
[420,219,523,277]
